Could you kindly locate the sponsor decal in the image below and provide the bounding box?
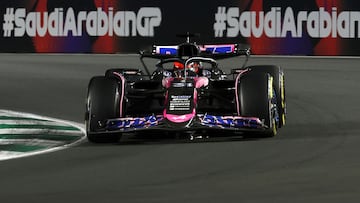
[155,46,178,55]
[214,6,360,39]
[199,44,236,54]
[3,7,162,37]
[107,115,162,130]
[169,95,191,111]
[201,115,262,128]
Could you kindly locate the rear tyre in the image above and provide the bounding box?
[247,65,286,127]
[85,76,122,143]
[239,72,277,137]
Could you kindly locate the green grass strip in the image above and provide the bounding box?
[0,134,81,141]
[0,124,79,131]
[0,116,49,122]
[0,144,48,152]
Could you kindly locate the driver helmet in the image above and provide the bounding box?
[187,62,201,73]
[173,61,184,70]
[173,61,184,77]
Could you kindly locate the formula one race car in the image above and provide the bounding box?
[85,33,286,143]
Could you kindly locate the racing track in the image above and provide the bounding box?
[0,54,360,202]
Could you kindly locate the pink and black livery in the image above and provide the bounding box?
[85,33,286,143]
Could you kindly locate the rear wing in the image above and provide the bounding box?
[140,44,250,59]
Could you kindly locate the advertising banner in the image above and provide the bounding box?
[1,0,360,55]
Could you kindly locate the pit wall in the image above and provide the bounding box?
[1,0,360,55]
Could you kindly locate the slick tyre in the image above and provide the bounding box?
[239,72,277,137]
[85,76,122,143]
[247,65,286,127]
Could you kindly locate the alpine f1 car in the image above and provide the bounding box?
[85,34,286,143]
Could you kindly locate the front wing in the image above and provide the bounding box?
[97,114,269,134]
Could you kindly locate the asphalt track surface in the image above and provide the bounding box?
[0,54,360,203]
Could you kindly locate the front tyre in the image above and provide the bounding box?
[247,65,286,127]
[239,72,278,137]
[85,76,122,143]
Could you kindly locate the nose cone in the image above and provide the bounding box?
[163,109,196,123]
